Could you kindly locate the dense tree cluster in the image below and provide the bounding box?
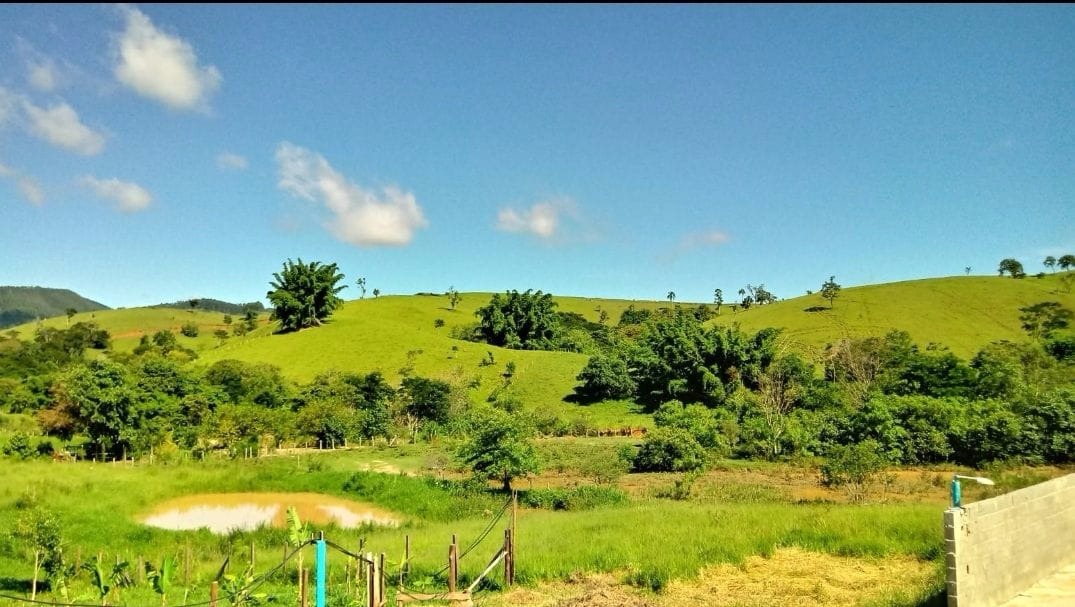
[573,302,1075,471]
[474,289,560,349]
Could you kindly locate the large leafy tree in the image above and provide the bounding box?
[267,259,346,332]
[820,275,841,308]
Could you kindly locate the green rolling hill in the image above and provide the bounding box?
[0,286,109,329]
[11,274,1074,426]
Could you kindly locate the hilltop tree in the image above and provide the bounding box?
[65,308,76,326]
[1060,255,1075,271]
[356,277,366,299]
[667,291,676,303]
[713,288,723,314]
[1044,256,1057,273]
[372,288,380,298]
[188,299,199,313]
[965,266,971,275]
[820,276,842,309]
[266,258,346,332]
[998,258,1025,278]
[448,286,461,310]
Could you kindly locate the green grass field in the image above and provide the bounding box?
[0,449,952,607]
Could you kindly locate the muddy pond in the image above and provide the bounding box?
[141,492,400,534]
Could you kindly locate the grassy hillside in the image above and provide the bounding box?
[713,274,1075,359]
[0,285,109,328]
[12,275,1073,424]
[11,307,273,353]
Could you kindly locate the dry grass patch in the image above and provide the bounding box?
[480,548,935,607]
[662,547,934,607]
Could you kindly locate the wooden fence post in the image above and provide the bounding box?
[448,535,459,593]
[209,581,218,607]
[403,534,410,582]
[300,566,308,607]
[379,553,386,606]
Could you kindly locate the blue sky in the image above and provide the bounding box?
[0,4,1072,308]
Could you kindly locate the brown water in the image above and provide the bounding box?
[141,492,400,534]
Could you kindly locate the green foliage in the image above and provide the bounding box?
[4,431,36,458]
[518,485,627,510]
[820,440,891,503]
[144,555,178,606]
[266,258,347,332]
[475,289,559,349]
[633,427,707,472]
[179,322,199,338]
[1059,254,1075,271]
[998,258,1026,278]
[1019,301,1073,340]
[401,376,452,425]
[574,354,636,401]
[820,275,842,308]
[457,408,540,491]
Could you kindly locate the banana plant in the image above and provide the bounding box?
[286,506,309,577]
[220,561,267,607]
[145,555,178,607]
[82,557,110,606]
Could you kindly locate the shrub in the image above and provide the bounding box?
[633,428,707,472]
[180,322,199,338]
[820,439,890,503]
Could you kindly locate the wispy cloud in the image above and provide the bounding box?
[113,5,221,111]
[275,142,427,246]
[496,197,590,243]
[678,229,731,250]
[216,152,248,170]
[0,161,45,206]
[27,59,59,92]
[23,98,106,155]
[80,175,153,212]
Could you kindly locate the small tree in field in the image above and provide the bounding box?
[820,276,842,309]
[457,408,539,491]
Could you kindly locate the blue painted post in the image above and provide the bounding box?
[950,477,962,508]
[316,534,326,607]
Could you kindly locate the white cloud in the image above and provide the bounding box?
[496,196,592,242]
[0,162,46,205]
[23,99,106,155]
[0,88,16,126]
[497,202,560,238]
[28,59,58,92]
[80,176,153,212]
[216,152,248,170]
[679,229,731,250]
[17,177,45,205]
[113,5,221,111]
[275,142,427,246]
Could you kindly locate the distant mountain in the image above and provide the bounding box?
[149,298,266,315]
[0,286,110,329]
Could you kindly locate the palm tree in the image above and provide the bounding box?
[666,291,676,303]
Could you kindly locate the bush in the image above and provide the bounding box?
[180,322,199,338]
[3,432,35,459]
[633,428,707,472]
[518,485,627,511]
[820,439,890,503]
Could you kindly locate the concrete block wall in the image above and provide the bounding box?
[945,474,1075,606]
